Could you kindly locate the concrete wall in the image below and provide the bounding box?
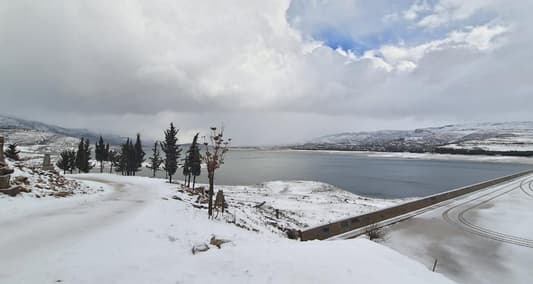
[300,170,533,241]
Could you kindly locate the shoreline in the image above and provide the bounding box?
[230,148,533,165]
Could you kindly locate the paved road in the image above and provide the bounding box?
[383,174,533,284]
[0,176,155,281]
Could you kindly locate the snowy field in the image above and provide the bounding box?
[175,180,407,235]
[0,174,454,283]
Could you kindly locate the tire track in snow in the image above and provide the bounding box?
[442,176,533,248]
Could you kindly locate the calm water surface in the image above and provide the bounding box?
[136,150,532,199]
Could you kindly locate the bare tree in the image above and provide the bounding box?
[203,127,231,218]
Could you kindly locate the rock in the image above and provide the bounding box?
[210,235,231,248]
[286,229,301,240]
[0,186,31,197]
[191,243,210,255]
[53,191,72,198]
[0,167,14,175]
[172,195,182,201]
[0,174,11,189]
[13,176,30,185]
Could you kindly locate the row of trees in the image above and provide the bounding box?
[55,123,230,219]
[56,138,92,174]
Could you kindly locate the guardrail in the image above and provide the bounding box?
[300,169,533,241]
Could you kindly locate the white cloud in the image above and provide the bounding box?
[0,0,532,144]
[414,0,499,28]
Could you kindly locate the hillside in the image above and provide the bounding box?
[0,115,125,145]
[295,122,533,156]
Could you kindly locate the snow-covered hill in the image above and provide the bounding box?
[299,122,533,155]
[0,114,124,145]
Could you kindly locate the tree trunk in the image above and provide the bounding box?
[187,174,191,187]
[100,161,104,173]
[192,175,196,190]
[208,171,214,218]
[169,174,173,184]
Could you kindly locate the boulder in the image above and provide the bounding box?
[0,185,31,197]
[0,167,14,176]
[0,174,10,189]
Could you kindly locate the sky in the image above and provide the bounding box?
[1,0,532,145]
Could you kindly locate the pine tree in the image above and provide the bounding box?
[161,123,181,183]
[56,149,76,174]
[190,133,202,190]
[117,139,129,175]
[134,133,145,175]
[128,139,137,176]
[79,139,92,173]
[4,143,21,160]
[182,149,191,187]
[148,141,163,178]
[108,150,117,173]
[75,138,85,173]
[95,136,108,173]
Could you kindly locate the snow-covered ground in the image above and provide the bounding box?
[291,149,533,165]
[383,174,533,284]
[0,174,454,283]
[175,180,407,235]
[0,159,102,198]
[308,121,533,153]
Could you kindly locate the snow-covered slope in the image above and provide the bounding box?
[0,174,455,284]
[0,114,124,145]
[301,122,533,154]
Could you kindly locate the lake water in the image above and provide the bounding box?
[135,150,532,199]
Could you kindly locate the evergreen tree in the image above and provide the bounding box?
[95,136,108,173]
[129,139,137,175]
[189,133,202,190]
[148,141,163,178]
[4,143,21,160]
[75,138,85,173]
[80,139,92,173]
[161,123,181,183]
[114,143,127,175]
[182,149,191,186]
[108,150,117,173]
[134,133,145,174]
[56,149,76,174]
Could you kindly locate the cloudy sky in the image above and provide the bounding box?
[1,0,532,145]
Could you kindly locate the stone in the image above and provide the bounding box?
[0,174,10,189]
[43,153,54,171]
[13,176,30,185]
[191,243,210,255]
[0,185,31,197]
[0,167,14,176]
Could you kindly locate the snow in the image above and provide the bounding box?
[175,180,407,235]
[382,174,533,284]
[290,149,533,165]
[309,121,533,153]
[0,174,455,283]
[0,159,103,199]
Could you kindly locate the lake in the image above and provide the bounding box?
[135,149,532,199]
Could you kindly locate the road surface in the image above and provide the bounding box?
[383,173,533,284]
[0,175,156,282]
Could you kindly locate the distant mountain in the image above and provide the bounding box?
[295,122,533,156]
[0,114,126,145]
